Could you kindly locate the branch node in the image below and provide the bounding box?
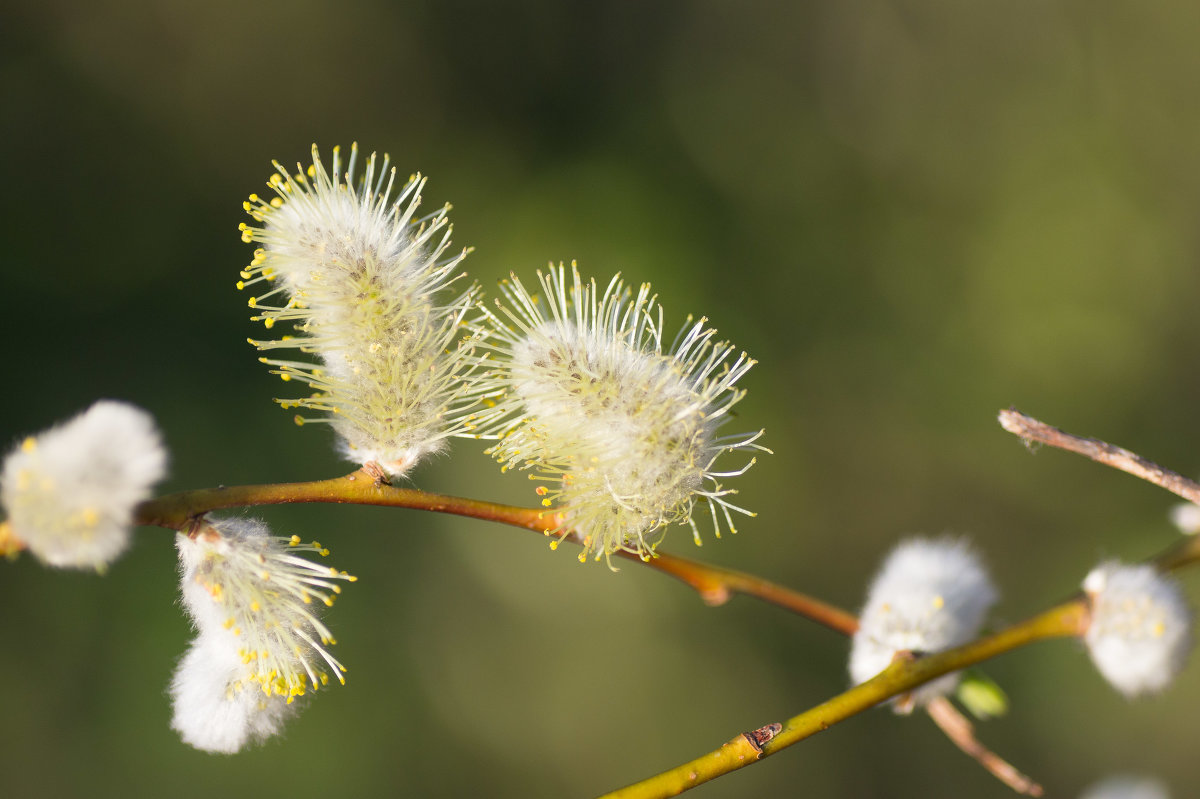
[700,586,732,606]
[741,722,783,756]
[361,461,390,487]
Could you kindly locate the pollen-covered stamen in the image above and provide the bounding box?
[176,518,356,700]
[474,262,766,562]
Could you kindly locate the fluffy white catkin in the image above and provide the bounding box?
[849,537,998,709]
[0,400,167,569]
[1080,775,1170,799]
[477,263,766,563]
[169,517,356,752]
[175,518,356,702]
[169,633,296,754]
[239,144,501,477]
[1167,502,1200,535]
[1082,561,1192,698]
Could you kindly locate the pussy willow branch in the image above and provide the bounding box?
[598,409,1200,799]
[135,473,1044,790]
[598,601,1089,799]
[16,407,1190,798]
[134,473,859,636]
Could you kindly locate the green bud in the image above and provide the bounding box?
[956,670,1009,719]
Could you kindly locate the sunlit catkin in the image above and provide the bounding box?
[477,263,766,563]
[176,518,356,704]
[239,144,500,477]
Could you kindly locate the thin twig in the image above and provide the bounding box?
[597,601,1089,798]
[640,551,859,635]
[925,696,1043,797]
[998,408,1200,504]
[1155,532,1200,573]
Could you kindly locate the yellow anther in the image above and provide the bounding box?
[247,297,257,308]
[932,595,945,610]
[280,374,291,382]
[541,498,553,507]
[236,281,245,290]
[20,437,36,453]
[289,534,301,545]
[263,317,275,329]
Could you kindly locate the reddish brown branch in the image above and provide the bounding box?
[641,551,859,635]
[925,696,1042,797]
[132,470,859,635]
[998,408,1200,504]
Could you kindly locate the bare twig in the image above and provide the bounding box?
[998,408,1200,504]
[925,696,1043,797]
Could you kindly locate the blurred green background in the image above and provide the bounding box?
[3,1,1199,797]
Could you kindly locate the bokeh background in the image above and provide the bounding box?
[3,1,1200,797]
